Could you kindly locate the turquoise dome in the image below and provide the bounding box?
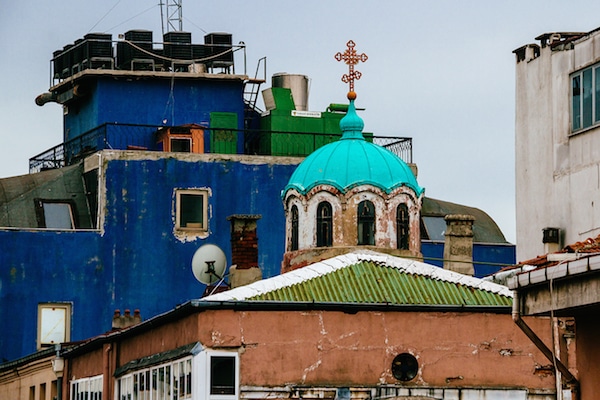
[283,100,424,197]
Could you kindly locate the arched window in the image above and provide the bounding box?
[316,202,333,247]
[397,204,410,250]
[357,200,375,245]
[290,205,299,251]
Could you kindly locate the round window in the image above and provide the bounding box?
[391,353,418,381]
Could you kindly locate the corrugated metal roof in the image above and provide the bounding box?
[204,251,512,307]
[249,261,510,306]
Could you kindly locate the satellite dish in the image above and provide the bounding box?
[191,244,227,285]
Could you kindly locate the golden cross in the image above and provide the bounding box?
[335,40,368,95]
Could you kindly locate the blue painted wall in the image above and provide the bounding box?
[421,241,515,278]
[64,77,245,142]
[0,155,298,362]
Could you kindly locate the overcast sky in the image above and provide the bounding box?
[2,1,600,243]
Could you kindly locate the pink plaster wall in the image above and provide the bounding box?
[67,308,556,394]
[196,309,554,389]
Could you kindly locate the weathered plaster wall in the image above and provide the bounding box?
[0,354,58,400]
[282,183,423,272]
[515,31,600,260]
[0,152,301,362]
[77,308,556,393]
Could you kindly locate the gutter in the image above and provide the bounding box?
[511,291,579,398]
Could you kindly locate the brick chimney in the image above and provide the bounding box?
[112,309,142,330]
[443,214,475,276]
[227,214,262,288]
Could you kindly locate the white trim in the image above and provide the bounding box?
[71,374,103,400]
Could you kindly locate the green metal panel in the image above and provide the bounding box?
[269,87,295,111]
[210,112,238,154]
[259,107,344,157]
[247,261,512,307]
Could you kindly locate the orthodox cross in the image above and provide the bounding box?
[335,40,368,95]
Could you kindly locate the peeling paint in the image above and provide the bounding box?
[301,359,322,383]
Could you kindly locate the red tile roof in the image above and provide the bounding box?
[513,234,600,271]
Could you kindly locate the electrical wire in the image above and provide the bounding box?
[104,5,159,33]
[183,17,208,34]
[88,0,123,33]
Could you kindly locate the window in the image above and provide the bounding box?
[115,346,238,400]
[71,375,103,400]
[316,202,333,247]
[290,205,299,251]
[117,357,192,400]
[357,200,375,245]
[391,353,418,382]
[204,352,239,400]
[38,303,71,349]
[176,189,208,231]
[396,204,410,250]
[210,356,235,395]
[571,63,600,132]
[34,199,77,229]
[171,137,192,152]
[421,216,446,241]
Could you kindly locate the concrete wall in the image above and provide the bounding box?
[515,31,600,260]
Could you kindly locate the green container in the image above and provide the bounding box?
[259,88,345,157]
[210,112,238,154]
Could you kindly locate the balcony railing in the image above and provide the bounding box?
[29,123,412,173]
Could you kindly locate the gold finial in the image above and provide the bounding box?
[335,40,368,99]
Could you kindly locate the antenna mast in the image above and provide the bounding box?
[160,0,183,35]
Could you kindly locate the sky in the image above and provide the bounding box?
[1,1,600,244]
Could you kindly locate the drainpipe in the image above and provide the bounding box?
[103,343,112,399]
[51,344,64,400]
[512,291,579,399]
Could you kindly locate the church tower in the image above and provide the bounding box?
[281,41,424,272]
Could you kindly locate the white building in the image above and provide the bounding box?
[514,28,600,260]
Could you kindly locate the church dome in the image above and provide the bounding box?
[283,99,424,196]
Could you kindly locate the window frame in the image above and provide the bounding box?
[34,198,78,229]
[71,375,103,400]
[175,189,209,232]
[116,356,193,400]
[396,204,410,250]
[316,201,333,247]
[290,204,299,251]
[357,200,375,246]
[571,62,600,133]
[170,137,193,153]
[202,351,239,400]
[37,302,71,349]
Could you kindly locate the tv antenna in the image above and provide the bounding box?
[160,0,183,35]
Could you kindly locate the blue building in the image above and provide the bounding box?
[0,30,514,362]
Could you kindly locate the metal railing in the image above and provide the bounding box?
[29,123,412,173]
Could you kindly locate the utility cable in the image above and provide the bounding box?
[88,0,123,33]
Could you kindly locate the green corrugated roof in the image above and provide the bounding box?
[247,260,511,307]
